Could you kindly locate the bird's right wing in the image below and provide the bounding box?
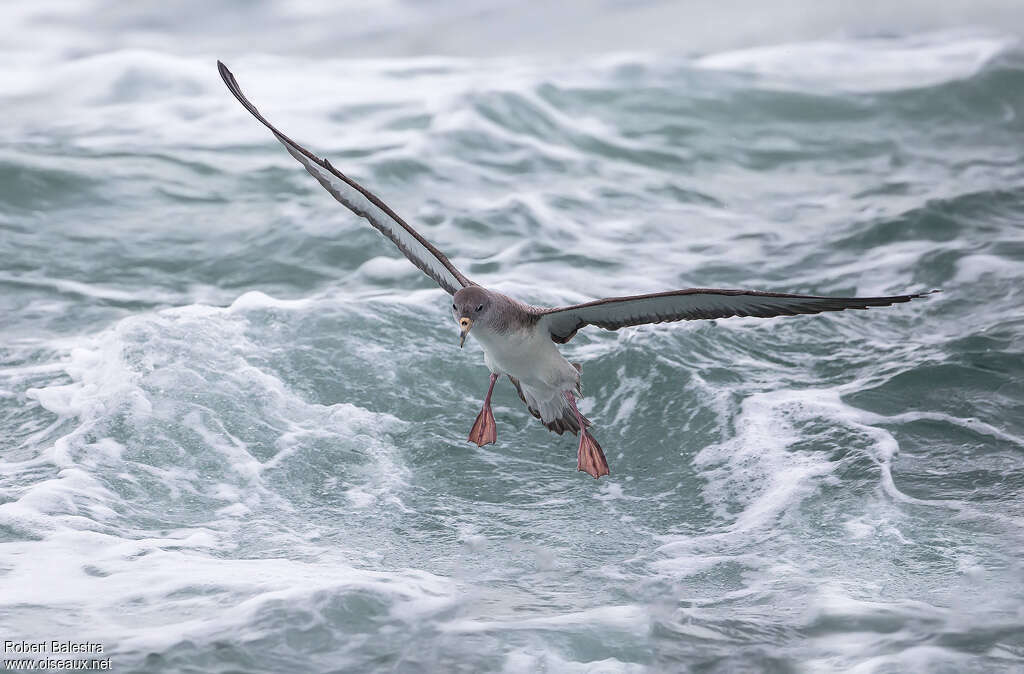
[537,288,937,343]
[217,61,474,295]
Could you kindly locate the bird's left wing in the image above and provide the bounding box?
[537,288,936,343]
[217,61,474,295]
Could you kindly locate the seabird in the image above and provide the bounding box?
[217,61,935,479]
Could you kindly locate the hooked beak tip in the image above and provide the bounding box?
[458,317,472,348]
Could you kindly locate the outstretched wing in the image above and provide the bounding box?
[537,288,937,343]
[217,61,473,295]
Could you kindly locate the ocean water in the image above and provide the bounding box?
[3,6,1024,673]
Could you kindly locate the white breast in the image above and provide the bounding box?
[471,326,576,392]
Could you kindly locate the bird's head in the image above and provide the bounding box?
[452,286,493,347]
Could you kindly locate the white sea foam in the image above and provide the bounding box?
[953,252,1024,285]
[502,650,647,674]
[1,290,444,665]
[0,529,456,655]
[696,32,1015,92]
[227,289,314,313]
[7,293,412,542]
[693,388,837,532]
[444,604,649,634]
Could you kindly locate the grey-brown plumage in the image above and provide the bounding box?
[217,61,938,479]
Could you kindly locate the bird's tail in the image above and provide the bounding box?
[507,372,589,435]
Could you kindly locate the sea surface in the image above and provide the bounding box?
[2,6,1024,672]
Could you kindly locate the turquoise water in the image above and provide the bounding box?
[2,11,1024,673]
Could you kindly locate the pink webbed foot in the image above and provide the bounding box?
[563,390,610,479]
[468,372,499,447]
[468,405,497,447]
[577,430,610,479]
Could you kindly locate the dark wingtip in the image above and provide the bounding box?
[216,60,236,93]
[905,289,941,302]
[214,59,271,130]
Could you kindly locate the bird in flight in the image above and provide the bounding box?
[217,61,935,479]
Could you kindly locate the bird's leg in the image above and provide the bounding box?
[563,391,610,479]
[468,373,499,447]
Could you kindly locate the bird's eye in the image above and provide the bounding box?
[476,304,484,312]
[453,303,457,310]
